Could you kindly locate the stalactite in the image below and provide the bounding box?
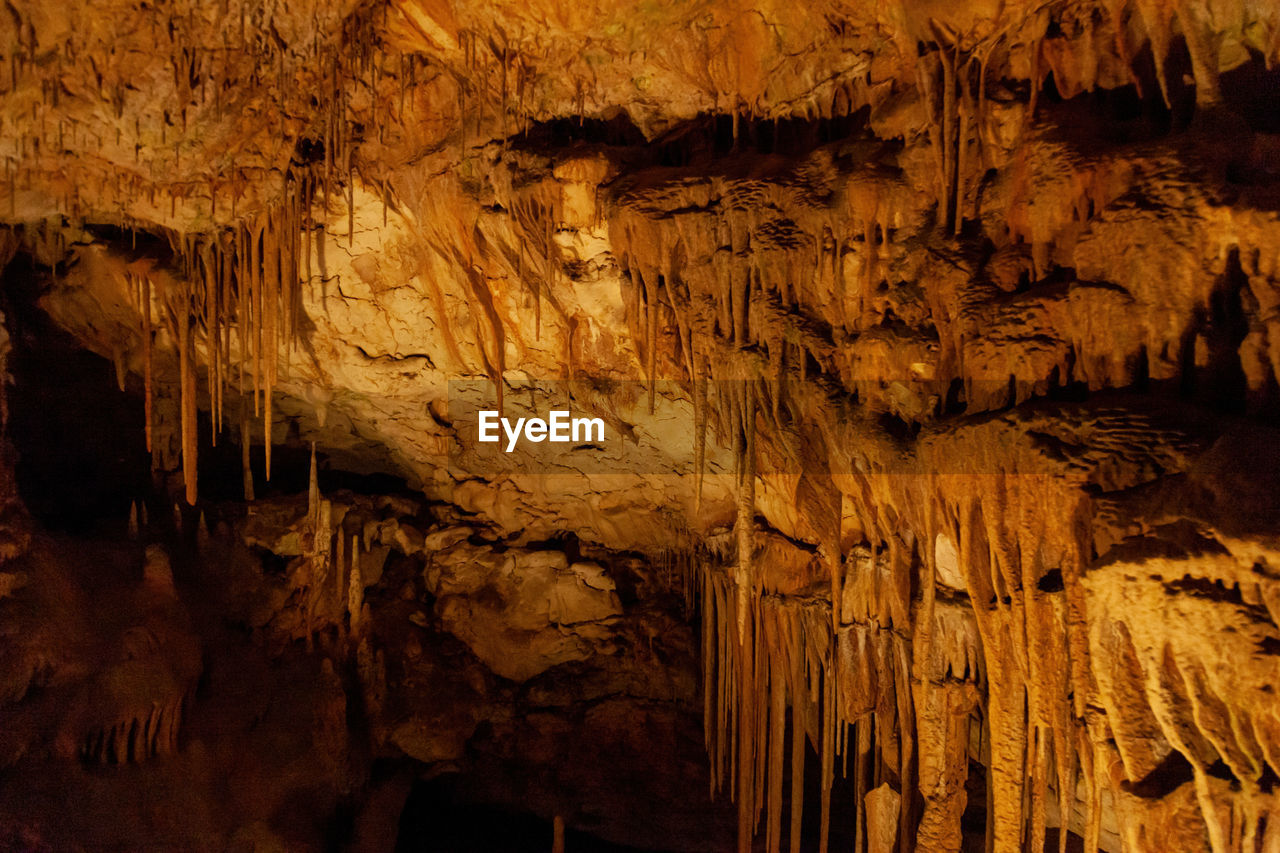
[1134,0,1175,108]
[262,219,276,482]
[647,269,658,413]
[177,289,197,506]
[694,370,707,512]
[281,186,295,370]
[819,668,834,853]
[249,221,262,414]
[240,395,254,501]
[565,315,578,382]
[736,589,756,853]
[828,509,843,641]
[111,347,126,392]
[720,577,733,798]
[940,45,957,234]
[789,610,806,853]
[202,245,218,446]
[734,383,756,643]
[303,172,314,295]
[335,520,347,638]
[766,609,786,853]
[219,235,233,432]
[540,196,553,340]
[954,63,972,238]
[347,165,355,250]
[348,533,362,637]
[703,564,716,798]
[142,274,153,453]
[308,442,319,521]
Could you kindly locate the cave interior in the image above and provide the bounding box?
[2,1,1280,852]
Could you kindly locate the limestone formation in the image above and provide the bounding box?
[0,0,1279,850]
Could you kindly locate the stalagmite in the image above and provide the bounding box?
[552,815,565,853]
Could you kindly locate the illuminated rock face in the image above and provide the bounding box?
[2,0,1280,850]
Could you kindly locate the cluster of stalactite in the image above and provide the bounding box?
[611,193,1021,850]
[2,0,413,511]
[450,26,553,153]
[402,168,584,413]
[700,568,851,853]
[606,119,1280,851]
[8,0,1280,516]
[615,215,1280,851]
[92,3,395,506]
[78,692,191,765]
[0,0,626,231]
[0,0,380,218]
[688,437,1110,853]
[4,0,1280,846]
[508,180,565,348]
[909,0,1280,238]
[610,161,1280,435]
[122,187,310,505]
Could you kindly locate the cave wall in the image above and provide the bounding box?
[2,0,1280,851]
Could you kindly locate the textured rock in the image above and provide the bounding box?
[2,0,1280,850]
[0,540,201,768]
[429,543,622,681]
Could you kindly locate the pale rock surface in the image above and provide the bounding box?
[3,0,1280,849]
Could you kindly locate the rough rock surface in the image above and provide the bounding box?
[1,0,1280,851]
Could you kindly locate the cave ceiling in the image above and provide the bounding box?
[2,0,1280,851]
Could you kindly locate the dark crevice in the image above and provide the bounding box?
[1123,749,1195,799]
[1219,49,1280,135]
[1036,568,1064,593]
[1,250,425,536]
[508,107,875,177]
[2,253,150,533]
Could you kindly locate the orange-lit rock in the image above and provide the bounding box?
[2,0,1280,849]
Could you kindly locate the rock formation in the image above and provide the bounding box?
[1,0,1279,850]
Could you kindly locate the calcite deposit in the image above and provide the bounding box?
[2,0,1280,850]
